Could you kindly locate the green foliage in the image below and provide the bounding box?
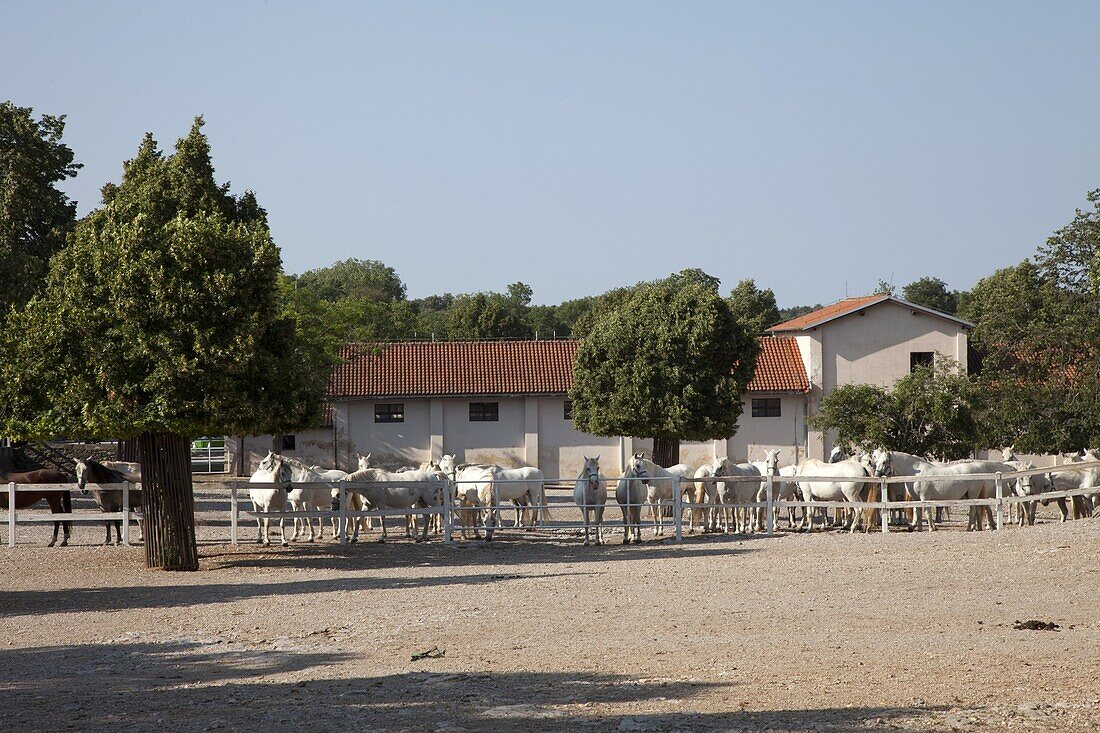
[1036,188,1100,295]
[570,270,759,441]
[810,358,984,459]
[0,118,323,439]
[902,276,958,314]
[875,279,895,296]
[727,278,781,333]
[295,258,406,303]
[775,303,821,323]
[961,253,1100,453]
[808,384,896,452]
[0,101,81,313]
[447,291,533,339]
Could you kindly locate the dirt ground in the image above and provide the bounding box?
[2,483,1099,732]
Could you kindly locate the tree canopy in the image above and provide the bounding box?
[809,358,985,460]
[902,276,958,314]
[570,270,759,462]
[0,101,81,314]
[727,278,780,333]
[295,258,406,303]
[0,118,322,440]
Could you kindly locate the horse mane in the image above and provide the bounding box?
[79,458,127,483]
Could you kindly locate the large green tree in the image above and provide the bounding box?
[727,278,781,333]
[0,101,81,313]
[809,359,985,460]
[570,270,759,466]
[295,257,406,302]
[0,119,322,570]
[902,276,958,314]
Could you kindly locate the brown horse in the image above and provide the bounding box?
[0,469,73,547]
[75,459,143,546]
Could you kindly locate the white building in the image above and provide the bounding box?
[226,293,970,475]
[767,293,973,459]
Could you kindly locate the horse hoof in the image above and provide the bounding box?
[47,541,56,548]
[582,539,590,547]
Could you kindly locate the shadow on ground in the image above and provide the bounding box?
[0,640,947,732]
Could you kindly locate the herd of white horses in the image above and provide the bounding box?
[244,445,1100,546]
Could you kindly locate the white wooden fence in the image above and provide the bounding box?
[4,481,141,547]
[4,464,1098,546]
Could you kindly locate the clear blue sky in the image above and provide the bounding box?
[5,1,1099,307]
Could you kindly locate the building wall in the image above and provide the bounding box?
[536,396,623,479]
[342,399,432,470]
[725,393,805,467]
[440,397,527,467]
[227,429,335,475]
[795,301,968,461]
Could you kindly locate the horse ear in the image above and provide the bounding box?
[595,454,600,461]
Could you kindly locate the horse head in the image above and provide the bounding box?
[438,454,457,477]
[74,458,90,494]
[828,446,847,463]
[1002,445,1017,462]
[870,448,893,478]
[763,449,780,475]
[580,455,601,488]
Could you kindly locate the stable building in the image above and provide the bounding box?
[227,293,969,476]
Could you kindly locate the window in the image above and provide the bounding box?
[910,351,935,373]
[469,401,499,422]
[751,398,782,418]
[279,434,296,451]
[563,400,574,420]
[374,403,405,423]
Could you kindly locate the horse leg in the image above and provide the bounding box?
[278,512,287,546]
[595,506,605,545]
[582,507,591,546]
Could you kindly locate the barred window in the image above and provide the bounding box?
[564,400,574,420]
[751,398,781,418]
[279,434,296,450]
[374,403,405,423]
[470,402,499,422]
[910,352,934,373]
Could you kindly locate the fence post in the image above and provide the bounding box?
[995,472,1004,531]
[122,481,131,546]
[673,476,683,543]
[339,483,348,546]
[443,478,453,544]
[230,482,238,545]
[765,473,775,536]
[880,477,889,535]
[7,482,15,548]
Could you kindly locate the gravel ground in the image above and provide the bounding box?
[2,482,1099,732]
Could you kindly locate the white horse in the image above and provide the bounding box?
[275,455,332,542]
[493,466,550,527]
[635,454,693,536]
[438,455,494,540]
[749,449,782,532]
[249,452,292,546]
[342,466,443,542]
[690,457,725,533]
[616,454,650,544]
[715,458,760,534]
[795,458,871,533]
[909,460,1016,531]
[573,456,607,546]
[1047,449,1099,521]
[102,460,141,482]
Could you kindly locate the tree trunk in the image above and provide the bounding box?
[652,437,680,468]
[138,431,199,571]
[116,437,140,462]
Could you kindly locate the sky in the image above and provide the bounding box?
[5,1,1100,307]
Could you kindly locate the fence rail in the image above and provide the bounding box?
[4,462,1099,546]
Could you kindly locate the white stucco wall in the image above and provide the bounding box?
[441,397,527,467]
[799,301,969,461]
[227,429,335,475]
[344,399,432,470]
[535,397,622,479]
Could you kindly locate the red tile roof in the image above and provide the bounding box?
[768,294,887,332]
[328,337,808,399]
[748,336,810,392]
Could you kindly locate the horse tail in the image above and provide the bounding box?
[538,478,552,524]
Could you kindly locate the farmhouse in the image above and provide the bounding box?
[227,293,970,477]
